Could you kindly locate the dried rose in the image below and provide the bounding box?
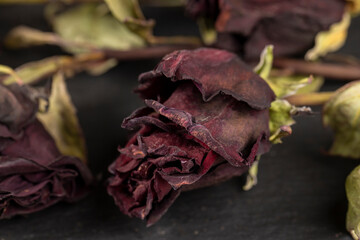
[0,83,92,219]
[107,48,275,225]
[186,0,346,60]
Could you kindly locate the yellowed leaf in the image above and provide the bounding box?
[347,0,360,16]
[52,3,147,53]
[197,18,217,45]
[0,53,111,85]
[306,13,351,61]
[0,64,23,84]
[37,72,87,163]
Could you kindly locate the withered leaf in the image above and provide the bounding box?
[0,54,114,86]
[52,3,147,53]
[37,72,87,162]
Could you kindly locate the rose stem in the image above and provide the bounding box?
[139,0,186,6]
[273,58,360,81]
[102,44,200,60]
[285,92,334,106]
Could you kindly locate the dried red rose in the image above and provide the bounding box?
[107,48,275,225]
[0,83,92,218]
[186,0,346,60]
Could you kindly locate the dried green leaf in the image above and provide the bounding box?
[85,58,118,76]
[269,99,295,144]
[323,81,360,159]
[243,157,259,191]
[104,0,145,21]
[347,0,360,16]
[1,56,73,85]
[295,76,324,94]
[197,18,217,45]
[104,0,154,40]
[346,165,360,239]
[37,72,87,162]
[0,64,22,84]
[0,53,110,85]
[254,46,324,98]
[254,45,274,80]
[52,3,146,53]
[269,75,324,98]
[306,13,350,61]
[4,26,77,50]
[253,46,314,144]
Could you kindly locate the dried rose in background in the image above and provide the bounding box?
[107,48,275,225]
[0,79,92,218]
[186,0,346,61]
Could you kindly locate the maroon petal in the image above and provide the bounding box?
[137,48,275,110]
[146,189,181,227]
[142,82,270,167]
[0,83,48,133]
[183,161,249,191]
[2,120,61,166]
[159,150,218,189]
[215,0,345,59]
[0,155,92,218]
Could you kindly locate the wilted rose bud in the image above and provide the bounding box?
[0,83,92,218]
[107,48,275,225]
[186,0,346,60]
[323,80,360,159]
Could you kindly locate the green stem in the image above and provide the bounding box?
[285,92,334,106]
[103,44,199,60]
[274,58,360,81]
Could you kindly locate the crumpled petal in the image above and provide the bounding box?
[107,127,218,225]
[0,83,46,133]
[126,84,269,167]
[137,48,275,110]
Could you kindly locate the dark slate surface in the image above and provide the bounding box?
[0,5,360,240]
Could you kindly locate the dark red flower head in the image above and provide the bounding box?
[0,83,92,219]
[186,0,346,60]
[107,48,275,225]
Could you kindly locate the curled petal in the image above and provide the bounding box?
[138,48,275,110]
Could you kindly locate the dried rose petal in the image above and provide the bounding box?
[187,0,346,60]
[108,48,275,225]
[0,83,92,219]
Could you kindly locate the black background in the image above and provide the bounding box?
[0,5,360,240]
